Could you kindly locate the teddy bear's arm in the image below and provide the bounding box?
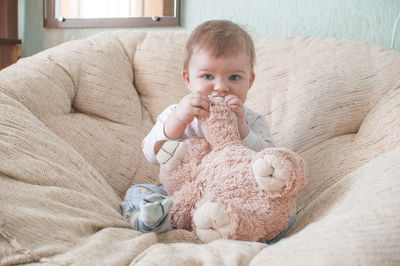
[251,148,308,196]
[157,137,211,195]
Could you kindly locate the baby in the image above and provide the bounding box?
[122,20,274,233]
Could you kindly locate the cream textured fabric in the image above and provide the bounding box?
[0,31,399,265]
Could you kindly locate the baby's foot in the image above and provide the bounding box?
[252,154,291,191]
[133,194,172,233]
[155,140,187,171]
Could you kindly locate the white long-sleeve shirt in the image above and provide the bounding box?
[142,104,275,165]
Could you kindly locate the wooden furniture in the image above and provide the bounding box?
[0,0,21,70]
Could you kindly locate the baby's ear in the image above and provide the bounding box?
[182,70,191,89]
[249,71,255,89]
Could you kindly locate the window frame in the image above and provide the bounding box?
[43,0,180,28]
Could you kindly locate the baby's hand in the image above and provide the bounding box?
[225,94,245,126]
[175,92,210,124]
[225,95,250,139]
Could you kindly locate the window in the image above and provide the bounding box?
[44,0,180,28]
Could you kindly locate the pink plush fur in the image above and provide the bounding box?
[157,97,307,242]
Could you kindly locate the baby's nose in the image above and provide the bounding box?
[212,81,229,97]
[211,91,226,98]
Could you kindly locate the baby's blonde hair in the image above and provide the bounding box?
[183,20,256,71]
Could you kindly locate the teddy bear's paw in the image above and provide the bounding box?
[155,140,187,172]
[252,155,291,191]
[193,202,231,243]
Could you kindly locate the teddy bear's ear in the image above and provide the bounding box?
[207,95,224,106]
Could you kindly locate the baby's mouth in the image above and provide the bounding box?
[208,95,225,105]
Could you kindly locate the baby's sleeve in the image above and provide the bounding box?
[142,105,178,165]
[242,107,275,152]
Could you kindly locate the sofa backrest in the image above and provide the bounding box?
[1,31,399,200]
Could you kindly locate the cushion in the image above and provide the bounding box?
[0,30,399,265]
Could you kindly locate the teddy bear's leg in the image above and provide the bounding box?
[192,201,231,243]
[251,148,307,192]
[169,182,201,231]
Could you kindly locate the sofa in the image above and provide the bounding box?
[1,30,399,265]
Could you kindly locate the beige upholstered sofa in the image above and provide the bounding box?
[1,31,399,265]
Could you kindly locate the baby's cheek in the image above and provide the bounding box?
[198,86,208,93]
[196,84,213,95]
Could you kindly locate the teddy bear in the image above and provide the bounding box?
[154,96,308,243]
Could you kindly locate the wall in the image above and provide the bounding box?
[20,0,400,57]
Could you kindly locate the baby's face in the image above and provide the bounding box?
[183,48,255,103]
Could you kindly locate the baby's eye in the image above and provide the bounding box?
[203,74,214,80]
[229,75,240,81]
